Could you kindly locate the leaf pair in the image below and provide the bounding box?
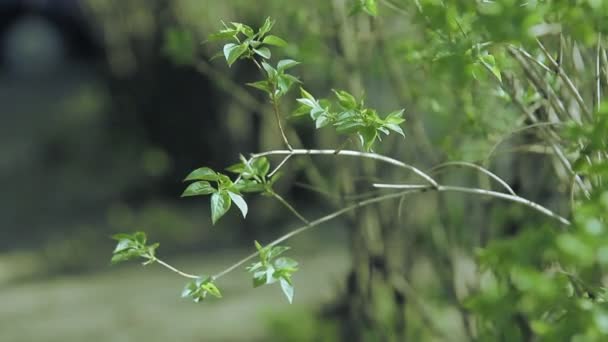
[247,241,298,303]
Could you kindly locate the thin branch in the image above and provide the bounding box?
[211,189,419,280]
[271,191,310,225]
[268,153,292,178]
[482,56,591,198]
[251,149,439,188]
[511,45,553,74]
[596,32,602,112]
[485,122,565,162]
[429,161,516,195]
[271,95,293,150]
[155,258,199,279]
[536,39,592,121]
[372,183,571,225]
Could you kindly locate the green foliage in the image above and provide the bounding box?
[109,6,608,337]
[182,166,251,224]
[111,232,159,265]
[248,60,301,99]
[209,17,288,67]
[295,88,405,151]
[247,241,298,303]
[181,276,222,303]
[350,0,378,17]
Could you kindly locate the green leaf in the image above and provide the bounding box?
[252,157,270,177]
[274,257,298,271]
[113,239,133,253]
[257,17,274,37]
[253,47,271,59]
[280,277,294,303]
[363,0,378,16]
[359,126,378,152]
[224,43,248,67]
[262,35,288,47]
[211,191,231,225]
[384,123,405,137]
[227,191,248,218]
[480,54,502,82]
[316,115,331,128]
[277,59,300,71]
[184,167,219,182]
[247,80,272,93]
[333,89,358,110]
[181,181,215,197]
[235,180,266,193]
[202,282,222,298]
[208,29,238,41]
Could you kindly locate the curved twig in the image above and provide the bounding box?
[429,161,516,196]
[372,183,571,226]
[251,149,439,188]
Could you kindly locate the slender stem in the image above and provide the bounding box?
[429,161,516,195]
[212,189,419,280]
[250,56,293,150]
[536,39,592,121]
[596,32,602,112]
[372,183,571,226]
[511,45,553,74]
[251,149,439,188]
[268,152,292,178]
[484,122,565,163]
[155,258,199,279]
[271,95,293,150]
[271,191,310,224]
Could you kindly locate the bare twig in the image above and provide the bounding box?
[372,183,571,225]
[271,191,310,225]
[536,39,592,121]
[251,149,439,188]
[155,258,199,279]
[429,161,516,195]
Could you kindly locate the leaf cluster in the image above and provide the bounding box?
[181,166,248,225]
[295,88,405,151]
[111,232,159,265]
[181,276,222,303]
[247,241,298,303]
[209,17,287,67]
[248,59,301,99]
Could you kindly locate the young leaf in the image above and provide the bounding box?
[181,181,215,197]
[280,277,295,303]
[277,59,300,71]
[263,35,288,47]
[211,191,231,225]
[257,17,274,38]
[363,0,378,16]
[202,282,222,298]
[224,43,248,67]
[228,191,248,218]
[253,47,271,59]
[479,54,502,82]
[184,167,219,182]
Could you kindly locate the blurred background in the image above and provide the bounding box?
[0,1,570,341]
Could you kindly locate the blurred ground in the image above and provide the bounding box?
[0,241,349,342]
